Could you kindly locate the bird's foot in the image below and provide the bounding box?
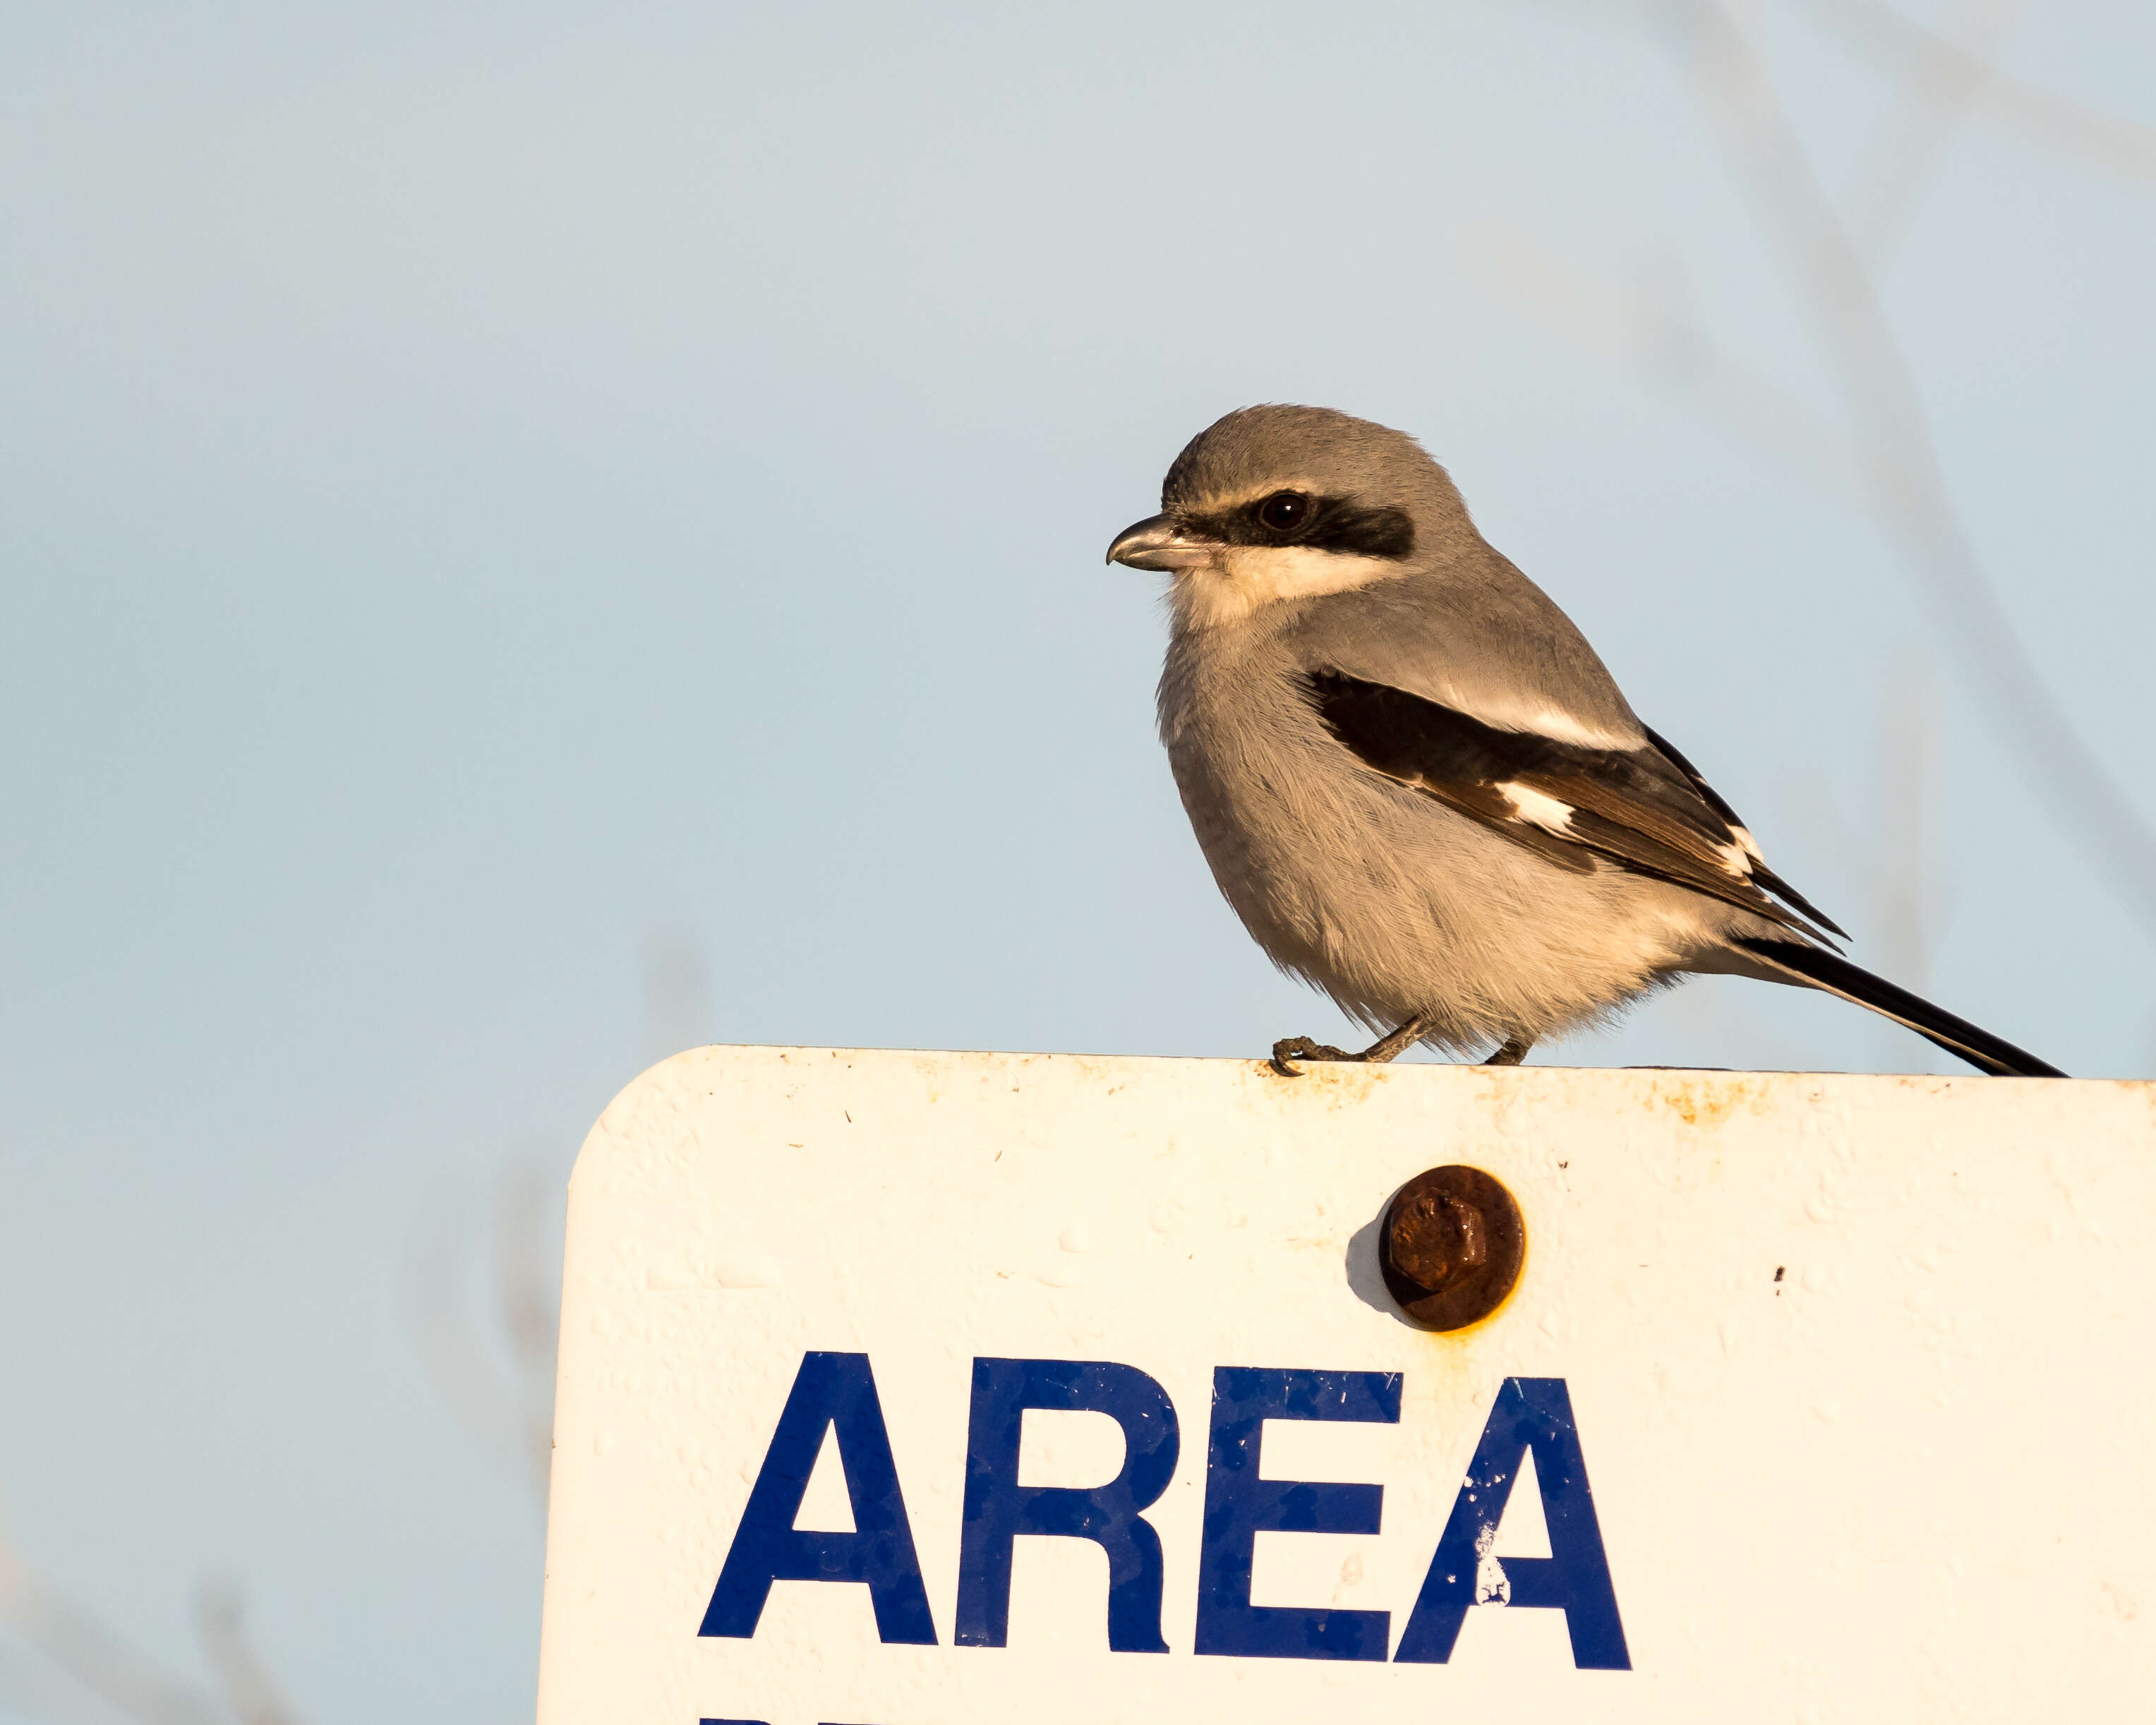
[1270,1016,1431,1077]
[1269,1036,1356,1076]
[1482,1035,1533,1067]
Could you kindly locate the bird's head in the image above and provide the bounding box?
[1106,404,1473,630]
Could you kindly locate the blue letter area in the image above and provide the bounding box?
[1193,1366,1402,1661]
[955,1357,1181,1653]
[1393,1376,1630,1670]
[699,1351,937,1645]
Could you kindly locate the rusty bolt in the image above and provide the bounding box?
[1378,1165,1525,1332]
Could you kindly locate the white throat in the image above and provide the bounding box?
[1169,544,1405,632]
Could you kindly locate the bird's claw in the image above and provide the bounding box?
[1269,1036,1357,1077]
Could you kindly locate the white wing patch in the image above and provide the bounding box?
[1411,694,1638,753]
[1512,706,1637,752]
[1506,779,1752,881]
[1496,781,1576,834]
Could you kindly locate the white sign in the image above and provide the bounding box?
[536,1047,2155,1722]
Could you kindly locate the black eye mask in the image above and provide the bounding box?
[1181,493,1416,560]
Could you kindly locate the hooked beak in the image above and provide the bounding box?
[1106,513,1219,572]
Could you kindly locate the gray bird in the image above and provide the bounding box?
[1107,404,2061,1078]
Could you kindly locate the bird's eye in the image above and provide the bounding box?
[1255,491,1310,534]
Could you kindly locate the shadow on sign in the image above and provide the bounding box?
[1344,1213,1416,1329]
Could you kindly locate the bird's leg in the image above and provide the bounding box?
[1482,1035,1533,1066]
[1270,1015,1430,1077]
[1358,1016,1432,1064]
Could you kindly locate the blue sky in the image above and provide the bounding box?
[2,3,2150,1720]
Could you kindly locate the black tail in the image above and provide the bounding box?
[1732,936,2066,1078]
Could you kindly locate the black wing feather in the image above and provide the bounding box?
[1644,725,1847,937]
[1308,670,1840,943]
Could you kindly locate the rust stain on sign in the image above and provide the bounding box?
[1639,1073,1774,1131]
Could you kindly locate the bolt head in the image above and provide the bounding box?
[1378,1165,1525,1331]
